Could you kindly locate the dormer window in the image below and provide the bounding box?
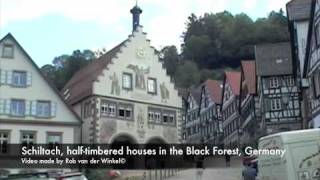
[2,44,14,58]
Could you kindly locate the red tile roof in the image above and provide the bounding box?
[204,79,223,104]
[225,71,241,96]
[241,61,256,94]
[62,40,127,104]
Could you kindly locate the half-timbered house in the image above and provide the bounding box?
[303,0,320,128]
[239,61,258,146]
[184,87,201,143]
[255,42,302,135]
[221,71,241,148]
[199,80,223,145]
[287,0,312,128]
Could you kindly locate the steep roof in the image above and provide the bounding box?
[189,86,202,106]
[62,40,127,104]
[287,0,312,21]
[225,71,241,96]
[203,79,223,104]
[241,61,256,94]
[255,42,293,76]
[0,33,82,124]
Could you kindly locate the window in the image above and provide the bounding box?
[12,71,27,87]
[122,73,132,90]
[0,131,9,154]
[11,99,25,116]
[163,113,169,124]
[271,99,282,111]
[21,131,36,145]
[269,77,279,88]
[118,104,133,119]
[148,108,162,123]
[101,101,116,117]
[162,111,175,125]
[47,133,62,145]
[286,77,295,86]
[2,44,14,58]
[36,101,50,117]
[147,78,157,94]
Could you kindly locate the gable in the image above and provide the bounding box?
[0,34,81,124]
[93,27,181,108]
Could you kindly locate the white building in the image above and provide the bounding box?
[63,5,182,144]
[0,33,82,175]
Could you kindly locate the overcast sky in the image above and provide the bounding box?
[0,0,290,66]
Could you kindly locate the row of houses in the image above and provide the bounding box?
[182,43,302,148]
[183,0,320,147]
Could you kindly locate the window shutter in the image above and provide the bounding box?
[26,72,32,86]
[0,70,6,84]
[25,101,31,116]
[0,99,4,114]
[4,99,11,114]
[51,102,57,117]
[31,101,37,116]
[6,71,12,85]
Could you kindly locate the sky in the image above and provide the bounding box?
[0,0,290,67]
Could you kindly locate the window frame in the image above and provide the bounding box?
[118,103,133,120]
[46,132,63,145]
[122,72,133,90]
[11,71,27,87]
[20,131,37,145]
[10,99,25,117]
[2,44,14,59]
[36,100,51,118]
[100,100,117,117]
[0,130,10,154]
[269,77,279,88]
[270,98,282,111]
[147,77,157,94]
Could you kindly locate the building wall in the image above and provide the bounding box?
[0,124,75,143]
[296,21,310,76]
[222,83,240,147]
[85,27,182,144]
[0,36,80,144]
[185,95,200,143]
[259,76,301,134]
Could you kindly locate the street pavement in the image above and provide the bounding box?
[165,156,243,180]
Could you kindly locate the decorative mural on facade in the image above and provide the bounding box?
[160,82,170,102]
[136,107,146,139]
[127,64,150,90]
[100,120,117,143]
[110,72,120,95]
[163,128,177,143]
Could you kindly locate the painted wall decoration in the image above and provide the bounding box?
[127,64,150,90]
[163,128,177,143]
[110,72,120,95]
[100,120,117,143]
[136,107,146,139]
[160,82,170,102]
